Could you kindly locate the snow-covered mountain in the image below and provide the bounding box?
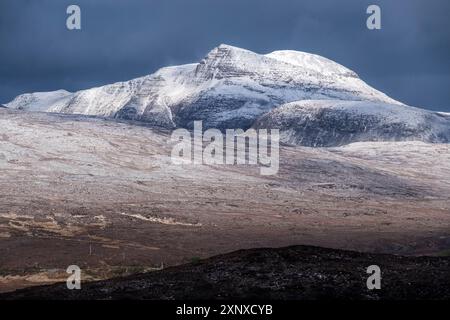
[4,44,449,146]
[5,45,398,126]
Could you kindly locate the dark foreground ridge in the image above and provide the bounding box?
[2,245,449,300]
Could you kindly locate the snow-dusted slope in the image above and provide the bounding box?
[6,90,72,112]
[265,50,357,77]
[254,100,450,146]
[5,44,402,130]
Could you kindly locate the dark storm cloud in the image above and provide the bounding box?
[0,0,449,111]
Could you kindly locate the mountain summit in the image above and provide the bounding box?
[5,44,449,146]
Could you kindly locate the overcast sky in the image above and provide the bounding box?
[1,0,449,111]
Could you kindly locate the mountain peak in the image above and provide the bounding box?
[200,45,359,79]
[215,43,251,52]
[217,43,241,49]
[203,44,257,62]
